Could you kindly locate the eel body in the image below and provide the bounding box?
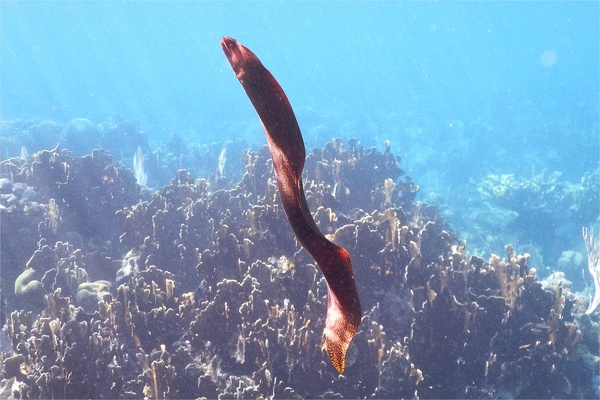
[221,36,361,373]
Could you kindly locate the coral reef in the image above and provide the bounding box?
[143,133,257,190]
[0,117,150,163]
[0,146,138,318]
[0,138,597,399]
[0,117,264,193]
[0,120,62,159]
[97,116,149,160]
[61,118,100,156]
[456,168,599,275]
[477,169,599,252]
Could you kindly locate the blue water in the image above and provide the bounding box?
[2,2,597,145]
[1,1,599,270]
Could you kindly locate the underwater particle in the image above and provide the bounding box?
[447,120,464,128]
[540,49,558,67]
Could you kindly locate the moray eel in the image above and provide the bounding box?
[221,36,361,373]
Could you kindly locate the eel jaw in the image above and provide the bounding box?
[221,36,261,78]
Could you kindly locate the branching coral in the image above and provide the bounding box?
[0,138,597,398]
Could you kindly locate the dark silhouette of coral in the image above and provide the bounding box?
[0,138,597,399]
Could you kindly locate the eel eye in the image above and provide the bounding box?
[223,36,237,50]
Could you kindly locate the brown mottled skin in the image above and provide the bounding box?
[221,36,361,373]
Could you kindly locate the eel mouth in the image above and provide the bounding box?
[221,36,260,76]
[220,36,236,57]
[220,36,240,69]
